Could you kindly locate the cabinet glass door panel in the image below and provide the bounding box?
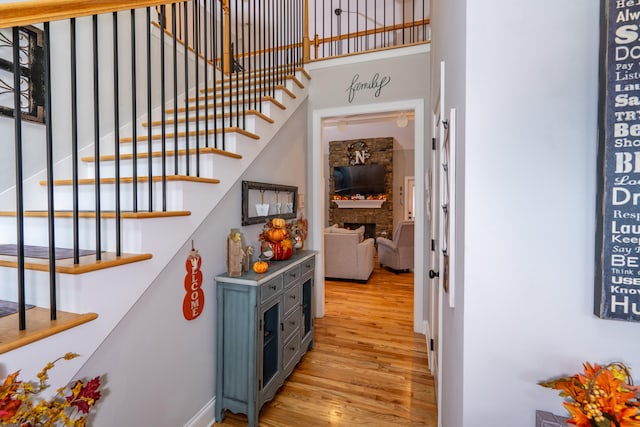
[262,302,280,387]
[302,278,312,337]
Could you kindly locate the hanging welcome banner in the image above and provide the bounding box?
[595,0,640,321]
[183,242,204,321]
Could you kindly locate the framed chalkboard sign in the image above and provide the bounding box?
[241,181,298,226]
[595,0,640,321]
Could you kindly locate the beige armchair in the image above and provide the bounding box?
[377,221,414,273]
[324,225,375,282]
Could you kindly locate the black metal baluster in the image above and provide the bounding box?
[172,4,179,175]
[146,7,153,211]
[160,5,167,211]
[184,1,190,175]
[354,0,358,53]
[225,2,232,140]
[245,2,252,113]
[92,15,102,261]
[194,0,200,175]
[270,0,274,97]
[241,0,245,128]
[113,12,122,256]
[43,22,57,319]
[131,9,138,211]
[213,0,219,150]
[234,0,239,129]
[260,0,264,111]
[365,0,368,51]
[13,26,26,330]
[203,0,210,148]
[402,0,405,44]
[221,0,227,150]
[393,0,396,47]
[383,0,386,47]
[70,18,80,264]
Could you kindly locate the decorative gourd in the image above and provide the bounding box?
[253,260,269,273]
[272,218,286,229]
[270,239,294,261]
[266,227,289,242]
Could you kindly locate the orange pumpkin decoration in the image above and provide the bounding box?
[253,260,269,273]
[270,239,293,261]
[266,227,289,242]
[272,218,286,229]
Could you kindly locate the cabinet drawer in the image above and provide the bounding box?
[283,332,301,373]
[283,265,300,287]
[284,285,301,314]
[283,307,301,342]
[301,258,314,277]
[260,276,283,303]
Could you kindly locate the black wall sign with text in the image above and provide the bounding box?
[595,0,640,321]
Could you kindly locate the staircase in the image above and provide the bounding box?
[0,14,310,391]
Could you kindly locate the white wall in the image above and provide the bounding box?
[431,0,640,425]
[75,104,308,426]
[429,1,466,425]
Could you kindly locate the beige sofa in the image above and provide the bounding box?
[323,224,375,282]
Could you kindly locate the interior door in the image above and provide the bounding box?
[404,176,415,220]
[429,61,447,427]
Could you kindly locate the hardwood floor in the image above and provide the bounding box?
[214,263,438,426]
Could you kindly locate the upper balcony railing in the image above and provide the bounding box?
[307,0,430,61]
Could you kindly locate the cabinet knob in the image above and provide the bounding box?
[270,285,276,290]
[289,295,296,299]
[290,273,296,278]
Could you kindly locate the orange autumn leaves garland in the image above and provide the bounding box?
[0,353,102,426]
[540,362,640,427]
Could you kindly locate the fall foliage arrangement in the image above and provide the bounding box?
[0,353,102,426]
[539,362,640,427]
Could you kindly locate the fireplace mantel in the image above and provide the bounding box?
[333,200,385,209]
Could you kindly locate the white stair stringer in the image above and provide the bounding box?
[0,69,310,390]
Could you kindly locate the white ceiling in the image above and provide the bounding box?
[321,110,416,152]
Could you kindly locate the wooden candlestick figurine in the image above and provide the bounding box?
[227,229,245,277]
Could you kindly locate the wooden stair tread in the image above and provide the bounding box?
[213,66,309,83]
[0,251,153,274]
[81,146,242,163]
[118,127,259,144]
[164,95,286,114]
[0,210,191,219]
[39,175,220,186]
[189,84,296,102]
[143,109,275,127]
[0,308,98,354]
[203,74,305,92]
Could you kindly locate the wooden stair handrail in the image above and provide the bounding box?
[313,18,430,58]
[0,0,187,29]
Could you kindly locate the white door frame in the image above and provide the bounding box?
[309,99,426,333]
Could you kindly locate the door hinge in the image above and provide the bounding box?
[259,319,262,331]
[430,338,435,351]
[258,379,262,390]
[431,239,436,251]
[432,137,437,150]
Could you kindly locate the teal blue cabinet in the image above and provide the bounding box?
[215,251,316,426]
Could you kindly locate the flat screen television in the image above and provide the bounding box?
[333,164,385,195]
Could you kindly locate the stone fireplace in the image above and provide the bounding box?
[328,137,393,238]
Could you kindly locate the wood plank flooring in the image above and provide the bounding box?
[214,263,437,426]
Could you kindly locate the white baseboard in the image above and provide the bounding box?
[184,397,215,427]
